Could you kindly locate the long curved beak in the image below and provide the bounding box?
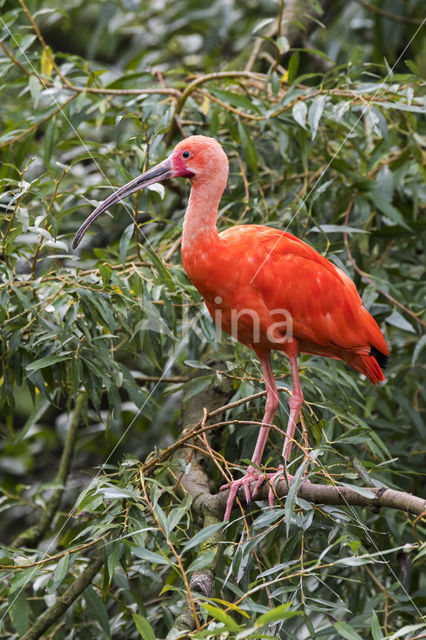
[72,157,174,249]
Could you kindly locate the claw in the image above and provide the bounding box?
[221,467,264,520]
[222,465,312,520]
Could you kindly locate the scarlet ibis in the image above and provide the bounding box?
[73,135,389,520]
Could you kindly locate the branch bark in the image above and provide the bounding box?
[19,554,104,640]
[167,366,233,636]
[211,479,426,518]
[13,392,87,548]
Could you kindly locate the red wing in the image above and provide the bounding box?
[220,225,388,356]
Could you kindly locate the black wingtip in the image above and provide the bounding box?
[370,346,388,369]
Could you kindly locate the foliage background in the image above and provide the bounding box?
[0,0,425,638]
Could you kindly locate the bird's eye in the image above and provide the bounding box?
[182,150,190,159]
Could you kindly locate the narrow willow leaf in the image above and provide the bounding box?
[120,223,134,267]
[287,51,300,84]
[340,483,376,499]
[26,353,72,371]
[371,611,384,640]
[84,586,110,638]
[368,191,411,230]
[51,554,70,591]
[14,398,50,443]
[412,334,426,364]
[202,604,241,632]
[182,522,223,553]
[255,603,302,627]
[9,590,29,636]
[133,613,155,640]
[386,623,426,640]
[334,621,363,640]
[29,75,41,108]
[187,549,217,573]
[131,546,173,566]
[386,310,415,334]
[292,101,308,128]
[144,246,176,292]
[308,95,326,140]
[238,120,258,173]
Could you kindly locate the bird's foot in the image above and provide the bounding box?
[221,466,311,520]
[264,465,312,508]
[220,466,265,521]
[262,465,291,508]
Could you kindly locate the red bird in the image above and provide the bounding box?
[73,136,389,520]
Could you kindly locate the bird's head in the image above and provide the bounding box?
[72,135,228,249]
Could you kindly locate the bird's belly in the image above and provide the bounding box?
[204,296,294,351]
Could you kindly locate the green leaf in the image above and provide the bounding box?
[120,223,134,267]
[144,245,176,292]
[287,51,300,84]
[210,87,261,114]
[310,224,368,234]
[182,522,223,553]
[9,590,29,636]
[131,546,174,566]
[308,0,324,14]
[187,549,217,573]
[238,120,258,173]
[28,75,41,108]
[334,621,363,640]
[368,191,411,230]
[202,604,241,631]
[84,586,110,638]
[26,353,72,371]
[51,554,70,591]
[285,462,308,536]
[14,398,50,443]
[308,95,325,140]
[255,603,302,627]
[340,483,376,499]
[44,117,56,167]
[386,624,426,640]
[292,101,308,128]
[371,611,383,640]
[386,310,415,333]
[412,334,426,364]
[133,613,155,640]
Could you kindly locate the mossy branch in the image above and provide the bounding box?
[19,553,104,640]
[13,392,87,548]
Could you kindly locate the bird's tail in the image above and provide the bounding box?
[347,352,386,384]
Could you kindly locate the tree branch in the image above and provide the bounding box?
[19,554,104,640]
[211,479,426,518]
[167,366,233,634]
[13,393,87,548]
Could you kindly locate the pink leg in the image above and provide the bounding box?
[264,349,305,507]
[222,352,279,520]
[282,350,304,462]
[249,354,279,467]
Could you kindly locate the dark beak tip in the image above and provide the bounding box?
[71,155,174,251]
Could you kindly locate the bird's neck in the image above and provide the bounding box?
[181,175,224,254]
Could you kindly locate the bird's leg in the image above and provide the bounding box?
[222,352,279,520]
[264,350,306,506]
[282,350,304,463]
[249,354,280,467]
